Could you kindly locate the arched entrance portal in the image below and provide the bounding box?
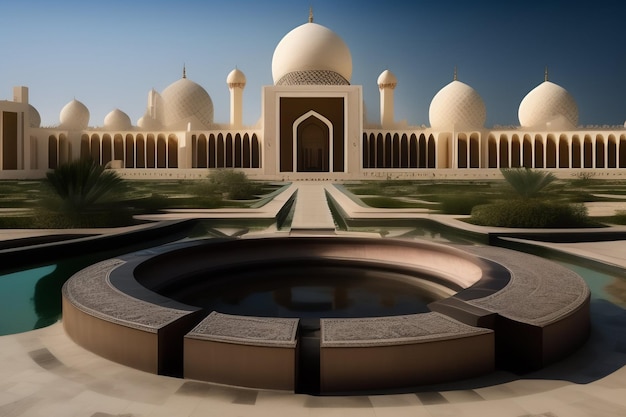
[294,113,332,172]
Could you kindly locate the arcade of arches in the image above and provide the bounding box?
[47,132,261,170]
[363,131,626,169]
[46,130,626,172]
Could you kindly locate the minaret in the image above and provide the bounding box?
[377,69,397,128]
[227,68,246,127]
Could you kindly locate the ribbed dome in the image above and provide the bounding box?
[104,108,132,130]
[377,69,397,88]
[272,21,352,85]
[227,68,246,86]
[429,80,486,130]
[28,104,41,128]
[60,99,90,130]
[518,81,578,129]
[161,77,213,129]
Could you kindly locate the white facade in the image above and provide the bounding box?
[1,16,625,181]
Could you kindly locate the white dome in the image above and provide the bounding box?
[518,81,578,129]
[104,109,132,130]
[377,69,397,88]
[28,104,41,128]
[161,77,213,129]
[429,80,486,130]
[227,68,246,86]
[60,99,90,130]
[272,22,352,85]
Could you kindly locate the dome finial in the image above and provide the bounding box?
[308,7,313,23]
[453,66,458,81]
[183,64,187,79]
[544,66,549,82]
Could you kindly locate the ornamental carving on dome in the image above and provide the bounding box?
[276,70,350,86]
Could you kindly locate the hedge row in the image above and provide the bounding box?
[470,199,589,228]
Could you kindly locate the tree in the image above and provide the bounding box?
[500,168,556,199]
[45,158,124,213]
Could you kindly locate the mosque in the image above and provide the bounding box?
[1,12,625,181]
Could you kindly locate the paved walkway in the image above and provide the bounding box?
[2,182,626,416]
[290,183,336,232]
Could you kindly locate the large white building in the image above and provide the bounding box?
[1,14,625,181]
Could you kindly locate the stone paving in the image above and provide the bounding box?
[2,182,626,416]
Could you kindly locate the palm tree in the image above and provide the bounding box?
[500,168,556,199]
[45,158,123,213]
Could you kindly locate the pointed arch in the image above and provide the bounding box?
[243,133,251,168]
[251,134,260,168]
[197,134,208,168]
[558,134,569,168]
[168,134,178,168]
[572,135,582,168]
[400,134,409,168]
[114,134,124,163]
[595,135,605,168]
[146,134,156,168]
[608,134,617,168]
[293,110,333,172]
[125,134,135,168]
[102,134,113,166]
[217,134,225,168]
[90,134,101,164]
[487,134,497,168]
[458,133,468,168]
[546,134,557,168]
[409,134,418,168]
[499,134,509,168]
[511,134,521,168]
[136,134,146,168]
[427,134,436,168]
[208,134,216,168]
[418,134,427,168]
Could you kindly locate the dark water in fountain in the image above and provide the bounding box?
[167,262,443,319]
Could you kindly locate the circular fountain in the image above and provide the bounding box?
[62,236,590,394]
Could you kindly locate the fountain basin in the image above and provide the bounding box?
[62,236,590,393]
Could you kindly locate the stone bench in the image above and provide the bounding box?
[62,258,203,377]
[320,313,494,392]
[184,312,299,390]
[433,245,591,372]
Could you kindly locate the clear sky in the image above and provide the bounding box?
[1,0,624,128]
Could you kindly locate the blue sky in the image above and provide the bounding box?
[1,0,624,128]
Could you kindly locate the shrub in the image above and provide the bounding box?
[45,158,124,213]
[500,168,556,199]
[470,199,589,228]
[206,169,261,200]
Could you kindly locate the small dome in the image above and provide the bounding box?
[377,69,397,88]
[518,81,578,129]
[161,77,213,129]
[227,68,247,86]
[60,99,90,130]
[28,104,41,128]
[272,21,352,85]
[429,80,486,130]
[104,108,132,130]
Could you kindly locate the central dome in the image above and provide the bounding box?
[272,21,352,86]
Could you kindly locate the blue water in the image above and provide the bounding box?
[0,265,57,335]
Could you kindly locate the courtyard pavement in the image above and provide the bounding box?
[2,182,626,417]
